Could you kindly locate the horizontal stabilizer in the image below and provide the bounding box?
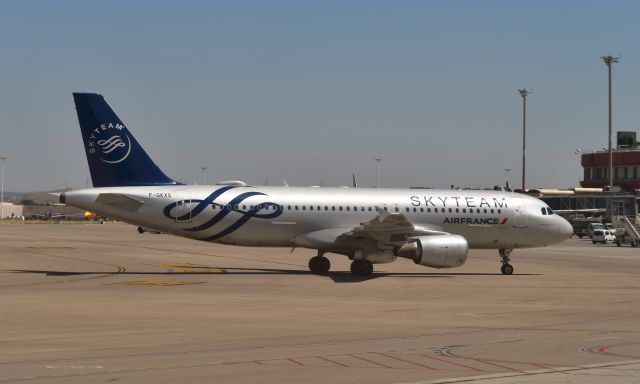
[95,193,144,212]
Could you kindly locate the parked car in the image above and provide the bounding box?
[592,229,615,244]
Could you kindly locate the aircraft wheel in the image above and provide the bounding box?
[137,226,145,234]
[350,260,373,276]
[308,256,330,274]
[500,263,514,275]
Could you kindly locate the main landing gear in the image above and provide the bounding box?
[307,251,374,277]
[499,248,514,275]
[350,259,373,276]
[308,252,330,274]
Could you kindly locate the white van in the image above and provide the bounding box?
[588,223,605,238]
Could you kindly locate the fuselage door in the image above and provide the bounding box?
[174,193,192,223]
[513,197,528,228]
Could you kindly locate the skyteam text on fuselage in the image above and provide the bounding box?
[61,93,573,276]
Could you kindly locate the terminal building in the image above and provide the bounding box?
[534,131,640,220]
[580,131,640,193]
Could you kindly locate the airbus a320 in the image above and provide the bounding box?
[60,93,572,276]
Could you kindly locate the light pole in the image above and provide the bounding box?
[602,55,620,219]
[0,156,6,221]
[201,166,207,185]
[374,158,382,188]
[517,88,532,191]
[504,168,511,182]
[574,149,583,186]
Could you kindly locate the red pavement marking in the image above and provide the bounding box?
[420,354,485,372]
[316,356,350,367]
[595,344,638,358]
[474,358,523,372]
[347,353,393,369]
[287,358,304,367]
[375,353,435,370]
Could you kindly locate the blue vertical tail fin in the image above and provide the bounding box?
[73,93,178,187]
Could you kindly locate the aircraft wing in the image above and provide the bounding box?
[293,209,450,250]
[337,209,449,246]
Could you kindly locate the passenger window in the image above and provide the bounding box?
[295,205,299,210]
[498,209,501,214]
[427,208,431,213]
[317,206,321,210]
[395,207,399,212]
[449,208,452,213]
[346,207,350,211]
[287,205,291,210]
[302,206,306,210]
[476,209,480,213]
[455,208,459,213]
[368,207,372,211]
[405,207,409,212]
[413,207,417,212]
[325,206,328,211]
[483,209,487,213]
[462,208,466,213]
[339,207,343,211]
[310,206,314,211]
[354,206,358,211]
[361,207,365,212]
[332,206,336,211]
[490,209,494,214]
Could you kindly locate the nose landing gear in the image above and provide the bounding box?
[499,248,514,275]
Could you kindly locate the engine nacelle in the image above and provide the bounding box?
[395,235,468,268]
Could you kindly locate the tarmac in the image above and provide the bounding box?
[1,223,639,383]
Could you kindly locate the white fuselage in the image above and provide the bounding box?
[63,185,572,250]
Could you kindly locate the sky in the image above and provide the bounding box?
[1,0,639,192]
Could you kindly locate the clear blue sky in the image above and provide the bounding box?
[1,0,639,191]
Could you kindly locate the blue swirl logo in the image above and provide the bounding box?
[163,186,283,240]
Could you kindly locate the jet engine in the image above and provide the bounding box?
[395,235,468,268]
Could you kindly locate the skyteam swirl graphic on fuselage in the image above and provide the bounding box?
[163,186,283,241]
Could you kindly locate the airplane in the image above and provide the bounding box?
[60,93,573,276]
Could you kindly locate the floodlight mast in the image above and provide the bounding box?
[374,158,382,188]
[602,55,619,219]
[517,88,532,191]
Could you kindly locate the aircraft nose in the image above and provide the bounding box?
[556,217,573,241]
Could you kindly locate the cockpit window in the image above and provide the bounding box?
[546,207,554,215]
[541,207,547,215]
